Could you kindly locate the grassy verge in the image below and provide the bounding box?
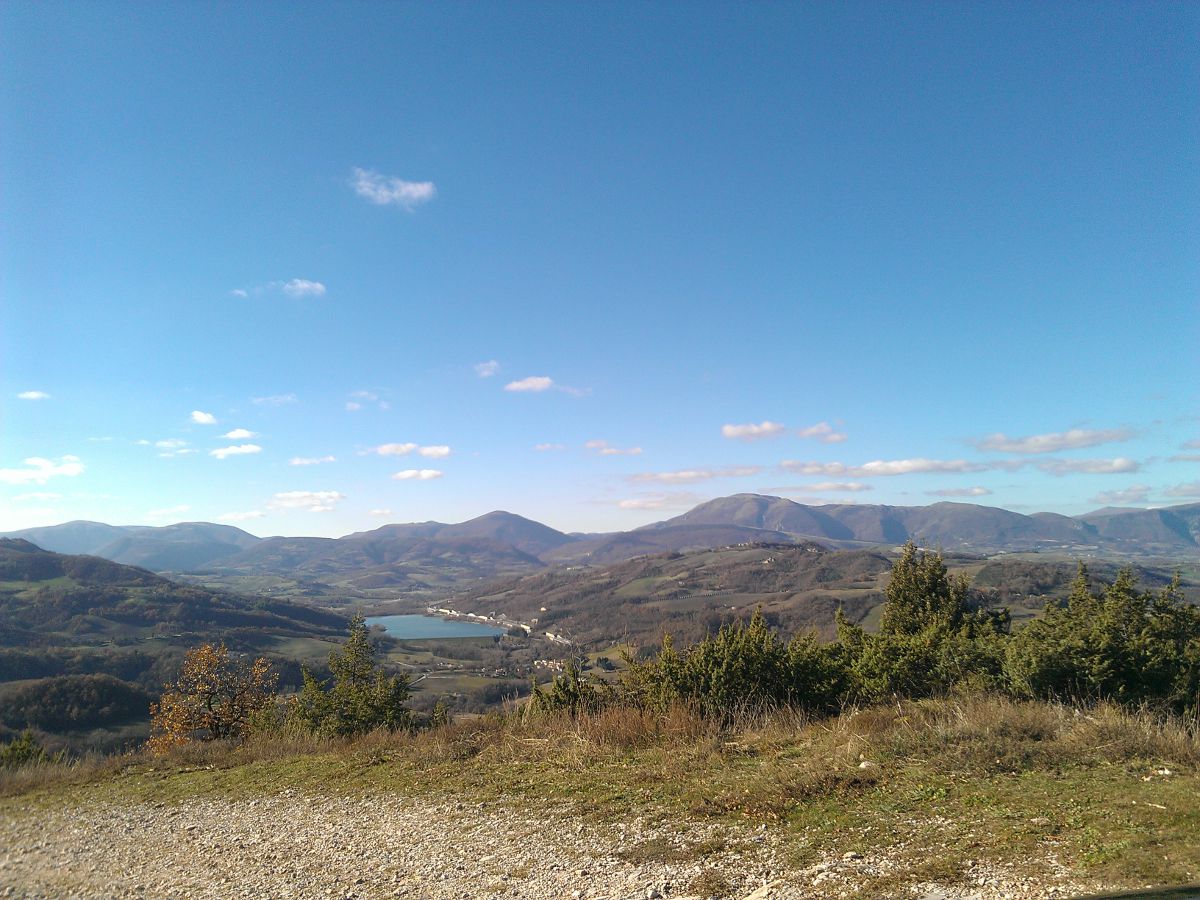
[3,696,1197,894]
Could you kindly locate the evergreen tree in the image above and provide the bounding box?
[289,615,411,737]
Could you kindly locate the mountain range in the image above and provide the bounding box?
[5,496,1198,602]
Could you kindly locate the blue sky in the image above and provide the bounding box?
[2,2,1197,537]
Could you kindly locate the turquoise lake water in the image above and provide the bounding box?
[365,614,505,640]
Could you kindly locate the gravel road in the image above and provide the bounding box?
[0,790,1092,899]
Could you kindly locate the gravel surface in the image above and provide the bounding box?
[0,790,1093,899]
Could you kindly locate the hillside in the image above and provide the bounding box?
[446,541,1200,650]
[0,539,347,750]
[450,543,895,647]
[7,498,1198,608]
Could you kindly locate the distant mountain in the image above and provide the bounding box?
[648,495,1199,555]
[0,538,344,646]
[5,499,1196,607]
[2,520,262,570]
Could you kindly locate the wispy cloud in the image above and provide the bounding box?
[280,279,326,298]
[233,281,326,299]
[16,390,50,401]
[392,469,443,481]
[191,410,217,425]
[474,360,501,378]
[535,443,565,452]
[350,167,436,210]
[12,491,62,502]
[269,490,344,512]
[154,439,197,458]
[252,393,297,406]
[210,444,262,460]
[505,376,554,393]
[219,510,266,522]
[1169,453,1200,463]
[346,390,388,412]
[629,466,761,485]
[721,421,786,441]
[222,428,257,440]
[781,458,990,477]
[1035,457,1139,476]
[369,508,393,517]
[1163,481,1200,499]
[1181,439,1200,450]
[289,455,336,466]
[618,492,705,511]
[974,428,1134,454]
[0,456,85,486]
[585,440,642,456]
[146,504,190,519]
[502,375,589,396]
[797,422,848,443]
[807,481,872,492]
[1090,486,1151,506]
[927,486,994,497]
[372,443,451,458]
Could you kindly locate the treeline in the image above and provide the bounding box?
[532,544,1200,720]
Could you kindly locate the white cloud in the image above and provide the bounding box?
[372,443,449,458]
[629,466,761,485]
[289,455,336,466]
[721,421,786,441]
[796,422,848,443]
[474,360,501,378]
[585,440,642,456]
[0,456,85,486]
[369,508,393,517]
[1169,453,1200,463]
[17,391,50,400]
[808,482,872,492]
[392,469,443,481]
[210,444,263,460]
[269,491,344,512]
[781,458,990,477]
[975,428,1134,454]
[219,510,266,521]
[505,376,554,393]
[535,443,565,452]
[191,410,217,425]
[345,401,362,411]
[1036,457,1139,476]
[927,487,994,498]
[223,428,257,440]
[618,492,705,511]
[350,167,437,210]
[230,289,249,298]
[252,393,297,406]
[12,492,62,502]
[146,504,190,519]
[1090,486,1152,506]
[155,439,188,450]
[1163,481,1200,499]
[280,279,326,298]
[855,458,994,476]
[375,442,418,456]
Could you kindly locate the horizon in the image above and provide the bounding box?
[6,492,1197,543]
[3,3,1197,538]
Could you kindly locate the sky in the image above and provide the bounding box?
[2,1,1197,538]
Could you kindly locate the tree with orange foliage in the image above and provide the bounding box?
[146,643,277,753]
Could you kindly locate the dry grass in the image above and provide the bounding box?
[4,695,1198,890]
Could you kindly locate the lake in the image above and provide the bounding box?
[365,614,505,640]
